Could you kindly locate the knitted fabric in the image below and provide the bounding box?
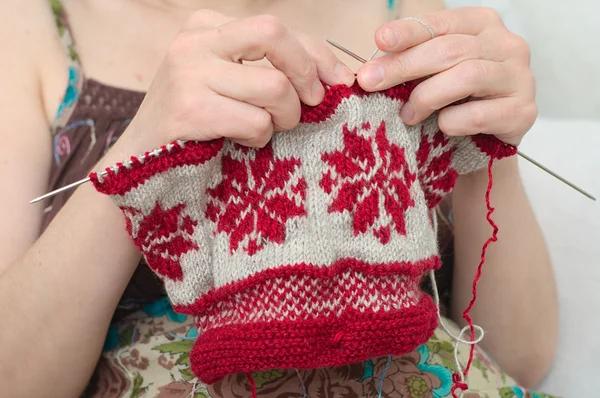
[91,81,516,384]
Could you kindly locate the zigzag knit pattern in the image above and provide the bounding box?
[91,81,516,384]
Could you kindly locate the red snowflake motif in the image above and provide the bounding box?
[205,144,307,255]
[320,121,417,244]
[122,203,198,281]
[415,128,458,209]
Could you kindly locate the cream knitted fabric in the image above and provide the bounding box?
[91,82,516,384]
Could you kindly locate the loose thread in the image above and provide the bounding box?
[451,373,469,398]
[189,378,198,398]
[377,355,392,398]
[453,156,498,397]
[295,368,307,398]
[246,372,257,398]
[429,211,483,398]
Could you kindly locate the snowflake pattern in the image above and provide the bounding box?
[415,129,458,209]
[205,144,307,255]
[320,121,417,244]
[123,203,198,281]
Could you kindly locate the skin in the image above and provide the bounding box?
[0,0,556,396]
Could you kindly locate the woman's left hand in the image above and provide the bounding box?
[357,7,537,146]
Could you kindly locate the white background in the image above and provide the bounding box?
[444,1,600,396]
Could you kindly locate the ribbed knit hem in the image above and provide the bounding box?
[171,257,440,384]
[190,295,438,384]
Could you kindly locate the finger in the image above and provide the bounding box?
[359,34,484,90]
[191,93,275,147]
[209,62,301,131]
[375,7,503,53]
[208,15,324,106]
[400,60,521,124]
[295,32,355,87]
[437,97,538,145]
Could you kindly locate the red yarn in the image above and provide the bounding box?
[246,372,257,398]
[173,257,440,315]
[188,296,438,384]
[320,121,417,244]
[456,156,498,393]
[120,203,199,281]
[205,143,307,256]
[332,331,344,346]
[451,373,469,398]
[299,81,416,123]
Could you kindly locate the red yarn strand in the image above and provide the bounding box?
[246,372,258,398]
[455,156,498,395]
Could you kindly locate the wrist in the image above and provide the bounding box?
[456,155,520,187]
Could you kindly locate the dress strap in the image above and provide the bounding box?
[49,0,84,130]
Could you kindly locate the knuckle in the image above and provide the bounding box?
[507,33,531,60]
[439,36,472,64]
[428,14,452,35]
[520,102,539,128]
[168,31,197,58]
[470,106,488,131]
[264,71,292,98]
[248,114,273,146]
[410,87,433,113]
[457,60,489,85]
[436,111,458,136]
[297,58,318,81]
[390,55,415,77]
[254,15,287,42]
[480,7,502,24]
[168,30,212,60]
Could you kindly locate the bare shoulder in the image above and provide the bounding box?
[1,0,70,125]
[0,1,63,268]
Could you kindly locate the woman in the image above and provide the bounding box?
[0,0,557,397]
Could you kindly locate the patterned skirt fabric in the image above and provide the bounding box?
[84,298,555,398]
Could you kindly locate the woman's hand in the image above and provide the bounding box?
[357,7,536,146]
[127,10,354,152]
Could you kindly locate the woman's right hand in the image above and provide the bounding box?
[126,10,355,151]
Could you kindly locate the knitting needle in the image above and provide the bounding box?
[326,39,596,201]
[28,45,595,205]
[326,39,368,63]
[30,173,107,204]
[516,151,596,200]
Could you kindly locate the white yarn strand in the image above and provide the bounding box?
[429,209,484,389]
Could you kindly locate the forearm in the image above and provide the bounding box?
[0,140,141,397]
[451,156,557,387]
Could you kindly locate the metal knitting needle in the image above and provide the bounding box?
[29,172,107,204]
[516,151,596,200]
[327,39,596,201]
[28,43,595,205]
[326,39,368,63]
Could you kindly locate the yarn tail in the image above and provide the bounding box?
[246,372,258,398]
[454,156,498,396]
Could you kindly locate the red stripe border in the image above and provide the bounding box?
[173,256,440,315]
[90,139,224,196]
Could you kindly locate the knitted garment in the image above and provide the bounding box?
[91,82,516,384]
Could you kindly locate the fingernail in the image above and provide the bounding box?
[401,102,415,123]
[312,79,324,99]
[361,65,384,87]
[381,27,399,47]
[335,62,355,86]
